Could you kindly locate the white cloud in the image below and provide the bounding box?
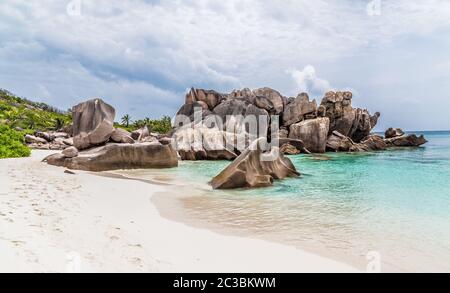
[1,0,450,124]
[289,65,332,96]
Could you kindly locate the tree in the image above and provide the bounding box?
[121,114,131,127]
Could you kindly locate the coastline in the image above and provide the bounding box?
[0,150,358,273]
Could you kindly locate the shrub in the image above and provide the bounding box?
[0,125,31,159]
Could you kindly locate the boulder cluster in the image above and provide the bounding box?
[25,132,73,150]
[173,87,426,157]
[43,98,178,171]
[36,87,428,190]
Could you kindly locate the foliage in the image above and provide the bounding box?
[0,124,31,159]
[0,89,71,132]
[121,114,131,128]
[132,116,172,134]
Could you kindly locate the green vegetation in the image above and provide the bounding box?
[0,88,71,159]
[0,89,72,132]
[117,115,172,134]
[0,125,31,159]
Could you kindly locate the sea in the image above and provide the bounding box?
[115,131,450,272]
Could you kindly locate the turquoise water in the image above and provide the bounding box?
[122,131,450,272]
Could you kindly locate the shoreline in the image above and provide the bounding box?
[0,150,358,273]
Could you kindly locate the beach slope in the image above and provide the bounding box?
[0,151,357,273]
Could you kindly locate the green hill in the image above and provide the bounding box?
[0,89,72,159]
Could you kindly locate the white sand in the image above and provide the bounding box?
[0,151,358,273]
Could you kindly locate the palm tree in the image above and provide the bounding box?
[121,114,131,127]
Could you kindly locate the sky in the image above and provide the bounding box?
[1,0,450,130]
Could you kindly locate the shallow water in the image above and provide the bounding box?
[118,131,450,272]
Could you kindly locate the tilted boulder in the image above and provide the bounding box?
[35,131,69,142]
[110,128,135,144]
[25,134,47,144]
[185,88,224,110]
[278,138,311,154]
[72,98,115,150]
[326,131,355,152]
[62,146,79,158]
[289,117,330,153]
[348,109,380,143]
[282,93,317,127]
[320,91,379,142]
[252,87,285,114]
[211,138,300,189]
[385,128,405,139]
[384,134,427,147]
[44,143,178,172]
[173,125,240,161]
[349,135,387,152]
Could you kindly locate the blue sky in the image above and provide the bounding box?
[1,0,450,130]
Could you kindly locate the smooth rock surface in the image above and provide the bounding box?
[72,99,115,150]
[110,128,135,144]
[211,138,300,189]
[44,143,178,171]
[289,117,330,153]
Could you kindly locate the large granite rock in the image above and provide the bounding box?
[320,91,379,142]
[282,93,317,126]
[72,99,115,150]
[385,134,427,147]
[252,87,285,114]
[289,117,330,153]
[44,143,178,172]
[173,125,240,161]
[185,88,224,110]
[35,131,69,142]
[211,138,300,189]
[25,134,47,144]
[326,131,355,152]
[229,88,256,104]
[385,128,405,139]
[213,99,270,134]
[349,109,380,143]
[62,146,79,158]
[349,135,387,152]
[110,128,135,144]
[278,138,311,155]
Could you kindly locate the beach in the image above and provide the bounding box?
[0,150,357,273]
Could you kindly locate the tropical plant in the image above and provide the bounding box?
[121,114,131,127]
[0,125,31,159]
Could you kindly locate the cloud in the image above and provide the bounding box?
[289,65,332,96]
[1,0,450,127]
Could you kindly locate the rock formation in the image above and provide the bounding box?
[384,134,427,147]
[110,128,135,144]
[62,146,79,158]
[173,125,240,161]
[25,132,72,150]
[289,117,330,153]
[320,91,380,142]
[72,98,115,150]
[211,138,300,189]
[44,142,178,172]
[385,128,405,139]
[282,93,317,127]
[326,131,355,152]
[173,87,396,155]
[350,135,387,152]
